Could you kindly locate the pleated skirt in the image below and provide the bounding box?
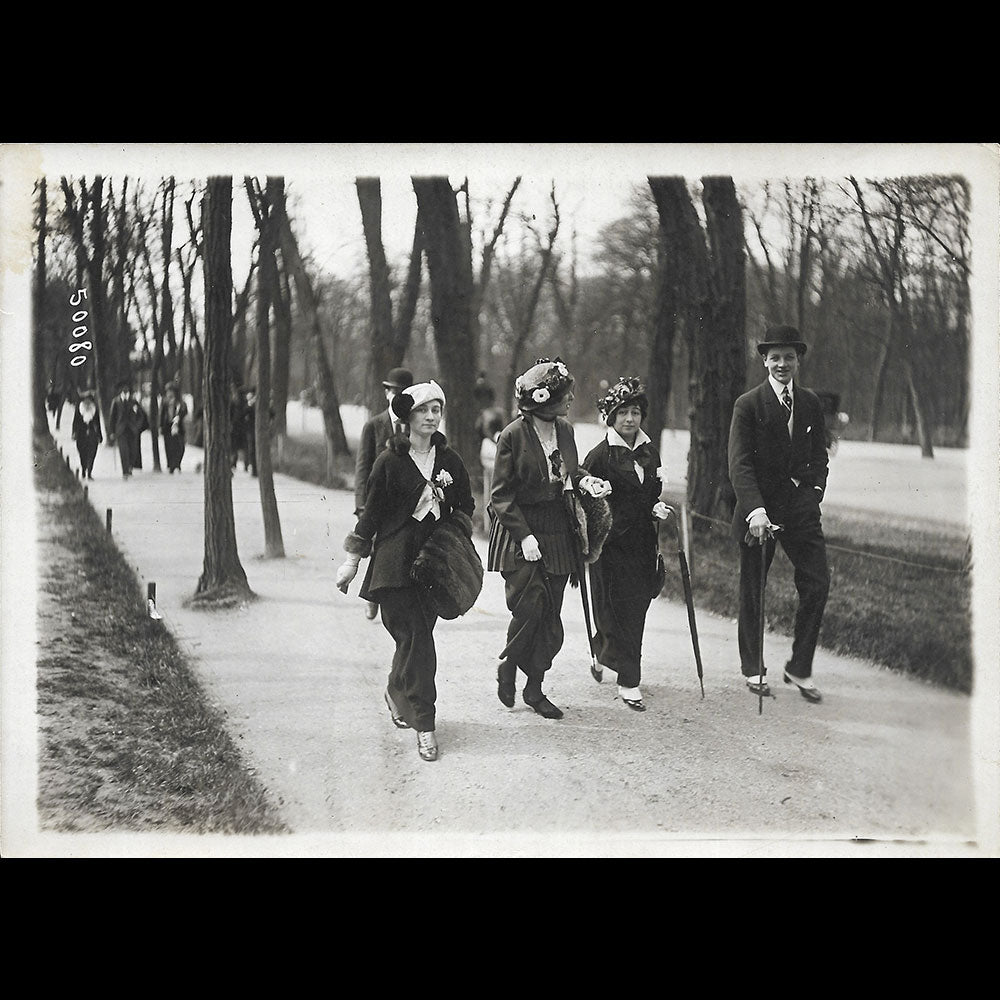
[488,495,577,576]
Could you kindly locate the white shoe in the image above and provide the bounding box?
[617,684,646,712]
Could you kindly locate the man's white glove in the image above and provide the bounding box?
[520,534,542,562]
[748,510,773,541]
[579,475,612,498]
[652,501,670,521]
[336,556,360,593]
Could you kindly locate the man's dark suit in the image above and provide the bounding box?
[728,379,831,679]
[354,409,396,516]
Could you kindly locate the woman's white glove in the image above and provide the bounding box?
[520,534,542,562]
[652,501,671,521]
[579,475,612,498]
[336,556,360,593]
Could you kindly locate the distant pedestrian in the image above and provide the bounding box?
[336,380,476,762]
[160,381,188,473]
[728,326,831,703]
[354,366,414,621]
[243,386,258,476]
[583,376,671,712]
[477,407,506,535]
[47,380,66,429]
[229,383,248,472]
[71,389,103,480]
[108,381,148,479]
[487,357,612,720]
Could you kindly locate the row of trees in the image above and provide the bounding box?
[33,170,971,599]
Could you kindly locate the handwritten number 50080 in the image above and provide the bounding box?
[69,288,91,367]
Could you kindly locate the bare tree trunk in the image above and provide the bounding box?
[688,177,745,524]
[33,178,50,435]
[245,177,285,558]
[412,176,479,471]
[647,177,687,454]
[270,241,293,441]
[273,187,350,478]
[194,176,253,603]
[357,177,399,409]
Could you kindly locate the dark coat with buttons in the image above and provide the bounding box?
[344,430,475,598]
[727,380,829,542]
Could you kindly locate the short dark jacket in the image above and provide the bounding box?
[354,409,396,515]
[489,414,587,543]
[582,436,663,543]
[727,380,829,540]
[351,431,475,593]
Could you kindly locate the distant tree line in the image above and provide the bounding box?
[33,170,970,576]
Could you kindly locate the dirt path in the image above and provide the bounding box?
[26,421,991,857]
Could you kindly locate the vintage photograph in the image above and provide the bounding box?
[1,142,997,858]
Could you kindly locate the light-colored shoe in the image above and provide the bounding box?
[745,674,770,696]
[618,685,646,712]
[783,670,822,702]
[416,730,438,761]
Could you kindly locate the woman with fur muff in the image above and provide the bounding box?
[487,357,613,720]
[335,380,475,762]
[583,377,671,712]
[72,389,103,479]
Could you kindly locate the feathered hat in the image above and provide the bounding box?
[597,376,648,425]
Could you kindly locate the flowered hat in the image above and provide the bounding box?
[597,376,648,425]
[515,357,574,411]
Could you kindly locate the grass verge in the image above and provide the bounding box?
[34,434,289,835]
[656,489,972,694]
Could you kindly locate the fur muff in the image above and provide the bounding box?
[576,490,613,565]
[410,515,484,620]
[343,531,372,558]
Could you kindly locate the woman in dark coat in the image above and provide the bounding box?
[583,377,670,711]
[160,382,188,473]
[487,358,612,720]
[335,380,476,762]
[72,390,103,479]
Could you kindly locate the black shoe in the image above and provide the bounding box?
[523,692,563,720]
[621,697,646,712]
[497,667,516,708]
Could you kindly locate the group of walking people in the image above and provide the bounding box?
[66,380,189,479]
[336,356,681,761]
[337,325,833,763]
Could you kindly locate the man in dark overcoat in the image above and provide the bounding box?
[354,366,414,620]
[728,326,830,703]
[108,381,149,479]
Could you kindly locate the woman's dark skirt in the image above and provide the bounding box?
[590,531,657,688]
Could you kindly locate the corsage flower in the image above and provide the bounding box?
[532,387,550,403]
[435,470,454,487]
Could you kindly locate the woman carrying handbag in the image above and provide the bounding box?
[582,377,671,712]
[335,380,476,762]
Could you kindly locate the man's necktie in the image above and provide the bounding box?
[781,386,792,423]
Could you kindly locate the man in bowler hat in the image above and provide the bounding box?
[354,366,414,619]
[728,326,830,703]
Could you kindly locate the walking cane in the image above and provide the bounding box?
[748,523,783,715]
[663,506,705,698]
[573,544,603,683]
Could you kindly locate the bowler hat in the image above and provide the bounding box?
[383,367,414,391]
[757,325,808,357]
